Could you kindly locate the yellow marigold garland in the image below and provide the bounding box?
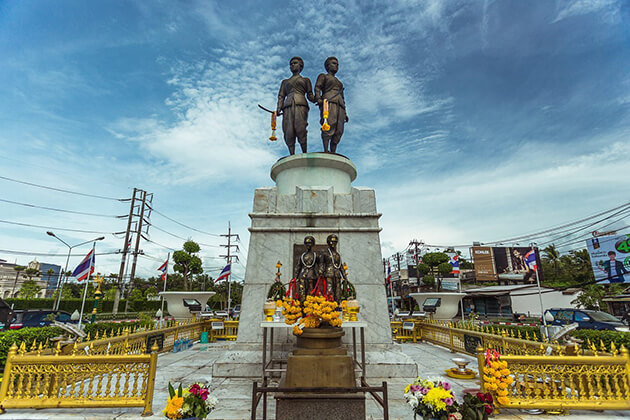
[482,350,512,406]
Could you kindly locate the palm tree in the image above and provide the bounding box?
[543,244,560,281]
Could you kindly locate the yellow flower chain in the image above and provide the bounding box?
[483,355,512,405]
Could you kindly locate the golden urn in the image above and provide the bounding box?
[263,300,276,322]
[346,299,360,322]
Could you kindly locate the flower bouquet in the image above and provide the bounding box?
[404,377,458,420]
[163,382,218,419]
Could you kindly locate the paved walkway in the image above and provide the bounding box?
[2,341,628,419]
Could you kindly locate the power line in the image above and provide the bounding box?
[0,249,120,257]
[0,198,123,218]
[0,175,123,201]
[151,208,221,237]
[149,224,221,248]
[0,219,115,235]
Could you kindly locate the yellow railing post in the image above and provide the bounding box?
[0,343,18,412]
[142,342,159,417]
[449,324,454,353]
[476,345,486,392]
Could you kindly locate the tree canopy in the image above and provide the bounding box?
[172,240,203,291]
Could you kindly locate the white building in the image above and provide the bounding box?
[0,259,48,299]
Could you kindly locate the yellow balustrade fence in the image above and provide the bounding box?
[392,319,564,355]
[0,341,159,415]
[0,318,241,415]
[476,345,630,411]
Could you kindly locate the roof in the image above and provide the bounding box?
[464,284,577,297]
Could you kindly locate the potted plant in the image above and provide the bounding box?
[458,392,494,420]
[403,377,459,420]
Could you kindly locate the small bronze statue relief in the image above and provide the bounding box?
[314,57,348,154]
[293,236,319,302]
[276,56,316,155]
[318,234,348,302]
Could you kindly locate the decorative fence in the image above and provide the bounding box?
[0,341,158,415]
[0,318,237,415]
[391,319,557,355]
[477,345,630,411]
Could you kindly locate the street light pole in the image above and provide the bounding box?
[46,232,105,311]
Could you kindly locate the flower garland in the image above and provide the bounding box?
[482,349,512,406]
[279,297,302,335]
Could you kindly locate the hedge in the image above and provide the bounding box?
[0,327,63,367]
[4,298,162,313]
[570,329,630,352]
[83,320,155,338]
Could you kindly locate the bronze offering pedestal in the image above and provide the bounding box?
[275,327,364,420]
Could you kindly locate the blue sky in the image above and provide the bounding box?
[1,0,629,280]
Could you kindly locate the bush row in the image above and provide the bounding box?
[570,329,630,352]
[0,327,63,367]
[4,298,163,313]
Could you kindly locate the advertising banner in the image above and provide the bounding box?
[471,246,542,282]
[471,247,496,281]
[586,234,630,284]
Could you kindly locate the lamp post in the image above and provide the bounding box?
[91,273,104,324]
[46,232,105,311]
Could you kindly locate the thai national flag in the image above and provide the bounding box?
[386,261,392,285]
[449,254,460,274]
[525,249,537,271]
[215,264,231,283]
[157,259,168,281]
[72,250,95,282]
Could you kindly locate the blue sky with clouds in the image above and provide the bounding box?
[1,0,629,279]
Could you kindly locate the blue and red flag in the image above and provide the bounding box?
[386,261,392,286]
[72,250,95,282]
[525,249,537,271]
[449,254,460,274]
[157,259,168,281]
[215,264,231,283]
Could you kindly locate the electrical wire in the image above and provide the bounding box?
[0,198,123,218]
[149,224,221,248]
[151,208,221,237]
[0,175,124,201]
[0,249,120,257]
[0,219,115,235]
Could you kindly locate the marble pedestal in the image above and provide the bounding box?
[213,153,416,379]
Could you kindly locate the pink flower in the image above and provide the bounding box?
[410,385,421,393]
[420,387,429,395]
[199,388,209,401]
[189,384,201,396]
[442,382,452,391]
[445,397,454,406]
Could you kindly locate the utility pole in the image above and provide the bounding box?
[125,190,153,312]
[220,221,239,316]
[114,188,137,314]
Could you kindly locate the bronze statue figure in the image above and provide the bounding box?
[277,57,315,155]
[294,236,318,302]
[318,234,347,302]
[314,57,348,154]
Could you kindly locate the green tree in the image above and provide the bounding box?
[172,241,203,291]
[571,284,625,311]
[543,244,560,281]
[418,252,450,291]
[144,286,158,298]
[18,279,42,299]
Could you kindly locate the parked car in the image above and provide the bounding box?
[4,310,76,330]
[544,308,629,332]
[229,304,241,318]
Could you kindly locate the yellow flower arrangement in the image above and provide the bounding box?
[163,395,184,419]
[482,350,512,407]
[286,295,343,336]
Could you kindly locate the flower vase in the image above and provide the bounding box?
[263,300,276,322]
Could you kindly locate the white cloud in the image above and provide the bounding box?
[553,0,620,23]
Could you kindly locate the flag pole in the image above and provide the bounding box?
[78,242,95,329]
[531,244,549,340]
[160,253,169,323]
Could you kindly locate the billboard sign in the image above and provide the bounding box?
[586,234,630,284]
[472,247,496,281]
[472,246,543,282]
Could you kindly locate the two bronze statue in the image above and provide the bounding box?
[293,234,352,303]
[273,57,348,155]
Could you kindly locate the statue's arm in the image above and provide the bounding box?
[293,254,303,278]
[305,78,315,103]
[276,80,286,113]
[314,74,325,106]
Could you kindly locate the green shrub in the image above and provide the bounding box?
[0,327,63,367]
[4,298,162,313]
[570,329,630,352]
[83,320,153,338]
